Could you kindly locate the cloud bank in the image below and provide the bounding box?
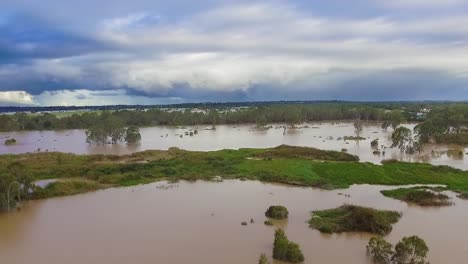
[1,0,468,105]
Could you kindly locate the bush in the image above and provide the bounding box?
[392,236,430,264]
[264,220,274,226]
[265,205,289,219]
[367,236,394,263]
[258,253,270,264]
[273,228,304,263]
[4,138,17,145]
[309,205,401,235]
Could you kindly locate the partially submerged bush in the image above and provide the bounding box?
[309,205,401,235]
[258,253,270,264]
[273,228,304,263]
[367,236,394,264]
[371,139,379,147]
[265,205,289,219]
[381,187,452,206]
[458,192,468,199]
[264,220,274,226]
[344,136,366,141]
[392,236,430,264]
[4,138,17,145]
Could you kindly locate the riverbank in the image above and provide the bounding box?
[2,145,468,201]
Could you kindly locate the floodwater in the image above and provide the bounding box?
[1,122,467,169]
[0,180,466,264]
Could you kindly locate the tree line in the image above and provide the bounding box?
[0,103,410,131]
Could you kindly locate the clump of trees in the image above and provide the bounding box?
[367,235,430,264]
[265,205,289,219]
[273,228,305,263]
[85,114,141,145]
[0,162,33,211]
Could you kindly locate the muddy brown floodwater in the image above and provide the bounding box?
[0,180,467,264]
[1,122,467,169]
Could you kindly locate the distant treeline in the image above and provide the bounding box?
[1,102,468,144]
[1,103,408,131]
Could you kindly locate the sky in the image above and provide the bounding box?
[1,0,468,106]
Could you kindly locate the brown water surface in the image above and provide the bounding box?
[0,180,466,264]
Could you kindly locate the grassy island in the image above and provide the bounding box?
[2,145,468,205]
[265,205,289,219]
[381,187,453,206]
[309,205,402,235]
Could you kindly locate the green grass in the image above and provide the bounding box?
[2,145,468,200]
[381,187,452,206]
[309,205,402,235]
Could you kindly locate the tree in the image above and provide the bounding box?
[0,162,31,211]
[392,236,430,264]
[106,117,126,144]
[367,236,394,264]
[258,253,270,264]
[273,228,304,263]
[125,126,142,144]
[354,119,363,138]
[391,127,412,153]
[86,125,108,145]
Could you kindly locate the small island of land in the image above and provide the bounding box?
[381,187,453,206]
[309,205,402,235]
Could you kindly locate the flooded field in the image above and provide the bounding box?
[1,122,467,169]
[0,180,466,264]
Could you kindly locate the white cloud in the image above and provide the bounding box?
[379,0,468,8]
[2,2,468,102]
[0,91,34,105]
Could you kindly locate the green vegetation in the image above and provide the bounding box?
[367,236,430,264]
[0,102,416,131]
[258,253,270,264]
[309,205,401,235]
[367,236,394,264]
[344,136,366,141]
[393,236,430,264]
[32,180,104,199]
[381,187,452,206]
[254,145,358,162]
[371,139,379,147]
[4,138,16,145]
[86,113,141,144]
[273,228,304,263]
[264,220,274,226]
[2,145,468,204]
[265,205,289,219]
[0,162,33,211]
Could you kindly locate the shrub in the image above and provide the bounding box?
[4,138,17,145]
[309,205,401,235]
[273,228,304,263]
[265,205,289,219]
[392,236,430,264]
[258,253,270,264]
[264,220,274,226]
[367,236,394,263]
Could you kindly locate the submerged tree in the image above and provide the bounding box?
[125,126,142,144]
[392,236,430,264]
[273,228,304,263]
[367,237,394,264]
[258,253,270,264]
[391,127,413,153]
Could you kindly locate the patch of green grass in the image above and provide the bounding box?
[381,187,452,206]
[309,205,402,235]
[265,205,289,219]
[2,145,468,200]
